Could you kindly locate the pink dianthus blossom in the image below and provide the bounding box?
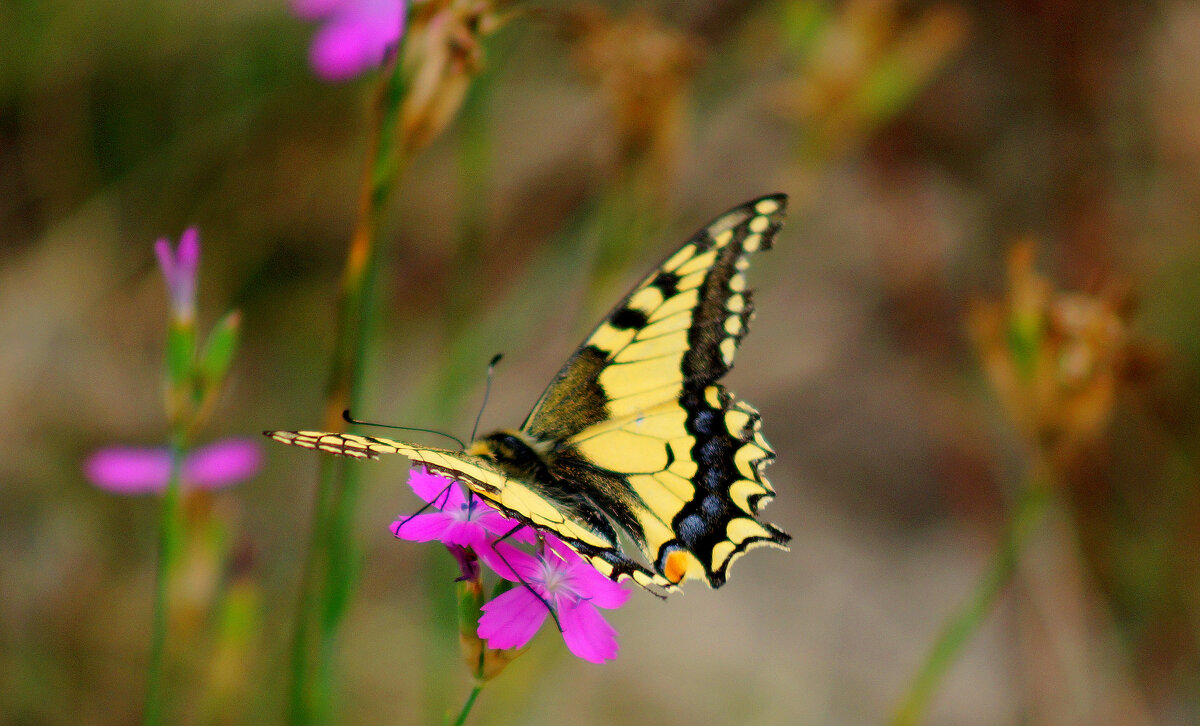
[390,468,533,575]
[154,228,199,323]
[294,0,407,81]
[392,469,632,663]
[84,438,262,495]
[478,537,631,664]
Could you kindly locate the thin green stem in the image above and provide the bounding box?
[890,476,1052,726]
[287,458,334,723]
[449,684,484,726]
[144,440,185,726]
[287,38,411,726]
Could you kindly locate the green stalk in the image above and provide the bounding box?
[288,42,411,726]
[288,457,336,724]
[143,439,186,726]
[890,477,1052,726]
[449,685,483,726]
[447,571,488,726]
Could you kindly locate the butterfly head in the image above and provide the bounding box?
[466,430,550,487]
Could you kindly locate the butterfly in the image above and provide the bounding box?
[266,194,791,593]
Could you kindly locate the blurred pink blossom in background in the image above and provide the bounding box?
[154,228,199,323]
[84,438,263,495]
[294,0,407,81]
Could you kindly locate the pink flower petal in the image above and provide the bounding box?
[296,0,406,81]
[309,18,387,81]
[549,542,631,609]
[338,0,405,40]
[557,598,620,664]
[84,447,172,495]
[476,509,536,543]
[154,238,177,288]
[85,438,259,496]
[571,573,632,610]
[153,229,200,321]
[439,519,491,549]
[391,512,452,542]
[483,542,546,583]
[474,540,526,580]
[176,228,199,280]
[407,469,462,507]
[478,587,548,651]
[182,438,261,489]
[403,470,536,543]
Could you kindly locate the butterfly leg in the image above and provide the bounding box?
[390,481,456,537]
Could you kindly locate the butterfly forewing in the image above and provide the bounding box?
[265,430,675,589]
[520,195,786,441]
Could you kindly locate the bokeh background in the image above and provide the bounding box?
[4,0,1200,724]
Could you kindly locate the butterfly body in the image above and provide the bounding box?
[268,194,792,593]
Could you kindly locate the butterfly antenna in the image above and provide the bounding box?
[469,353,504,444]
[342,410,466,450]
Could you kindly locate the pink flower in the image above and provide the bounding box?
[154,228,199,323]
[392,469,631,663]
[477,537,632,664]
[84,438,262,495]
[294,0,407,81]
[391,469,533,573]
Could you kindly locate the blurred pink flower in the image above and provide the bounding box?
[84,438,262,495]
[477,537,631,664]
[294,0,407,81]
[391,468,534,574]
[154,228,199,323]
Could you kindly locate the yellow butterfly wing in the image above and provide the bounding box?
[264,430,621,556]
[517,194,790,588]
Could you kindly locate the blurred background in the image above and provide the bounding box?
[3,0,1200,724]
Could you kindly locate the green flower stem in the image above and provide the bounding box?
[144,439,186,726]
[450,684,483,726]
[890,475,1052,726]
[288,457,335,724]
[448,573,487,726]
[288,42,411,726]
